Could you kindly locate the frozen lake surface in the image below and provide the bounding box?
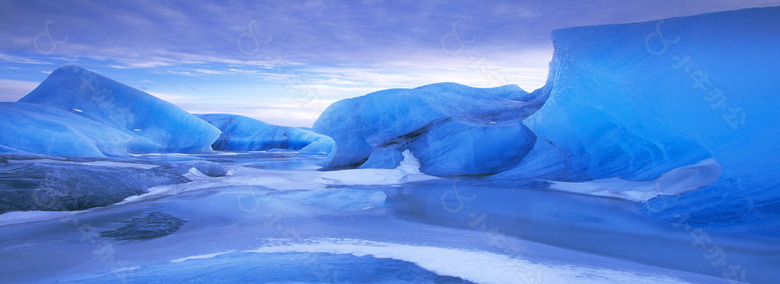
[0,152,777,283]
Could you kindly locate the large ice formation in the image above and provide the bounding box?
[196,114,334,154]
[313,83,545,176]
[508,7,780,227]
[0,102,134,157]
[8,65,220,157]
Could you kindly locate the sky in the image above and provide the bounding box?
[1,0,778,126]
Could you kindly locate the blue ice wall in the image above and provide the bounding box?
[514,7,780,227]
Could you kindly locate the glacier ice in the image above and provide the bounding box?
[509,7,780,227]
[0,102,134,157]
[195,113,334,154]
[12,65,220,157]
[313,83,546,176]
[308,7,780,228]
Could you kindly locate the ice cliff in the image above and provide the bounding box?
[511,7,780,227]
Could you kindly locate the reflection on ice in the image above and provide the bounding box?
[275,189,387,213]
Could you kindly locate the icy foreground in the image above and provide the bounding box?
[196,113,334,154]
[3,153,765,283]
[314,83,545,176]
[1,66,221,157]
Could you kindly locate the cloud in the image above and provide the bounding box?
[147,91,188,103]
[175,99,338,127]
[0,53,51,65]
[0,79,39,101]
[192,68,226,75]
[2,0,776,67]
[0,0,776,125]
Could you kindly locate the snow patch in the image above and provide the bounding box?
[548,159,721,202]
[243,238,690,284]
[171,251,235,263]
[395,149,422,174]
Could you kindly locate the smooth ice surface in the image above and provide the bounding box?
[514,7,780,228]
[15,65,220,156]
[1,153,770,283]
[313,83,545,176]
[196,113,334,154]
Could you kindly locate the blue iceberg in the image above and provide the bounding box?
[313,83,545,176]
[196,114,334,154]
[12,65,220,157]
[508,7,780,228]
[0,102,134,157]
